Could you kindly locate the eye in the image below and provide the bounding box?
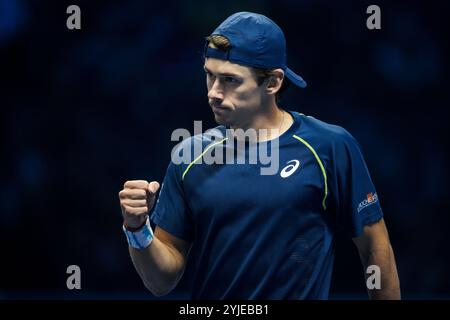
[205,71,215,79]
[224,76,238,84]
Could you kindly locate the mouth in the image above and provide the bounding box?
[211,104,229,112]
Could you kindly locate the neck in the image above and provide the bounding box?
[231,102,293,141]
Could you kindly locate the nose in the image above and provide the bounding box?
[207,78,224,101]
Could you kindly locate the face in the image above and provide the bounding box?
[204,58,267,128]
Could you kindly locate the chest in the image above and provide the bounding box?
[183,143,325,219]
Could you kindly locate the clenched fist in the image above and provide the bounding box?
[119,180,160,229]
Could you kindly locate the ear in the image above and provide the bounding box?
[266,69,284,95]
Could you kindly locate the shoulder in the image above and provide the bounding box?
[180,124,226,146]
[291,111,360,152]
[170,124,227,166]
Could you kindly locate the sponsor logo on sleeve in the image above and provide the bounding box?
[357,192,379,213]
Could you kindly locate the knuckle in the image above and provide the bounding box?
[130,192,139,199]
[121,204,130,214]
[132,190,144,198]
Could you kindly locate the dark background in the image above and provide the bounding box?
[1,0,448,299]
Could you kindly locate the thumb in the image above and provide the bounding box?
[147,181,160,195]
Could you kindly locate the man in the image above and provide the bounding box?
[118,12,400,299]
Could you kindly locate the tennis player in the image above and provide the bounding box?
[119,12,400,299]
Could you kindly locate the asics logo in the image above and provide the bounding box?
[280,160,300,178]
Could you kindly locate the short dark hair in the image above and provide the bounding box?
[205,35,290,103]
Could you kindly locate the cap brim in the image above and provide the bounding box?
[285,67,307,88]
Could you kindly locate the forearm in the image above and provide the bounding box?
[361,243,401,300]
[129,237,185,296]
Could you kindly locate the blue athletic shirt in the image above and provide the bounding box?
[150,110,383,299]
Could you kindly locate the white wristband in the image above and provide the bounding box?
[122,216,154,249]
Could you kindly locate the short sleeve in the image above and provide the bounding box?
[330,129,383,238]
[150,161,194,241]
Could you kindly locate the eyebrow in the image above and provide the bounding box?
[203,66,241,78]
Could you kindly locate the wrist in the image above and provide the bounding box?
[123,216,147,232]
[122,216,154,250]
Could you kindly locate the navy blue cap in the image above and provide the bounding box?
[205,12,307,88]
